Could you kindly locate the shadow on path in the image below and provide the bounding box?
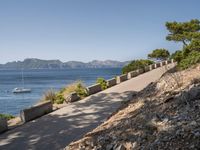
[0,91,134,150]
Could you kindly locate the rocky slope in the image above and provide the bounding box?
[66,64,200,150]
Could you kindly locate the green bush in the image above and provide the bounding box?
[170,50,184,63]
[59,81,88,102]
[122,59,154,74]
[55,92,65,104]
[96,77,108,90]
[75,82,88,99]
[0,113,15,120]
[178,51,200,69]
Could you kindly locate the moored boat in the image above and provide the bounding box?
[12,87,31,93]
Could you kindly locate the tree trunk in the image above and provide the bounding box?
[182,40,188,46]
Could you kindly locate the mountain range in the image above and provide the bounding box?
[0,58,130,69]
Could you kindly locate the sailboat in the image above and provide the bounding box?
[13,69,31,94]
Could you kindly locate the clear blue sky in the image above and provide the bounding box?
[0,0,199,63]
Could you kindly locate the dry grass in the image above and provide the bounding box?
[41,89,57,103]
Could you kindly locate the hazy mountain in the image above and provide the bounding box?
[0,58,129,69]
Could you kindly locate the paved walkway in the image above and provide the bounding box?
[0,64,174,150]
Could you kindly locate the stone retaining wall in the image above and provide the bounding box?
[20,101,53,123]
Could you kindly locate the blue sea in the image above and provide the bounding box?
[0,68,121,116]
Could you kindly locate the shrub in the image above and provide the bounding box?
[60,81,87,101]
[75,82,88,98]
[178,51,200,69]
[96,77,108,90]
[122,59,154,74]
[55,93,65,104]
[41,81,88,104]
[170,50,184,63]
[0,113,15,120]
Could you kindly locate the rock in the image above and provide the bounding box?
[164,96,174,103]
[189,121,197,126]
[194,132,200,137]
[115,144,126,150]
[106,144,113,150]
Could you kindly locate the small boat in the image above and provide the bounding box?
[13,87,31,93]
[13,69,31,94]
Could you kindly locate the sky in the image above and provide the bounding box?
[0,0,199,63]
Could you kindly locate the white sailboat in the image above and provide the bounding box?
[13,69,31,94]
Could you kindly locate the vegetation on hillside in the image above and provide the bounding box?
[122,59,153,74]
[96,78,108,90]
[167,19,200,69]
[42,81,87,104]
[0,113,15,120]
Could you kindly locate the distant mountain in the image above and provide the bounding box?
[0,58,129,69]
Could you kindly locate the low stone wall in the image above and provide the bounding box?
[65,92,80,103]
[86,84,102,95]
[128,71,138,79]
[167,60,171,64]
[107,78,117,88]
[155,63,161,68]
[137,68,144,75]
[160,61,166,66]
[20,101,53,123]
[144,66,150,72]
[150,64,155,70]
[0,118,8,133]
[116,74,128,84]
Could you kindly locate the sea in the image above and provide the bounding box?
[0,68,121,116]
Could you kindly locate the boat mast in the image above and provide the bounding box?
[22,68,24,88]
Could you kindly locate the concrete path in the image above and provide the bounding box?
[0,64,174,150]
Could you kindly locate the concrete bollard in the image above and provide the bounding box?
[127,71,138,79]
[106,78,117,88]
[116,74,128,84]
[0,118,8,133]
[86,83,102,95]
[154,63,157,68]
[65,92,80,103]
[20,101,53,123]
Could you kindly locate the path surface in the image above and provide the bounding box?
[0,64,175,150]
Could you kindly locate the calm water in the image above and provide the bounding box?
[0,68,121,116]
